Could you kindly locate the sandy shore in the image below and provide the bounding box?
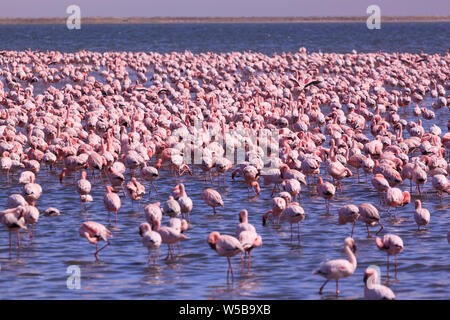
[0,16,449,24]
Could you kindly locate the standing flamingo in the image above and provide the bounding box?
[375,234,404,278]
[0,207,27,250]
[77,170,91,210]
[313,237,357,295]
[207,231,244,281]
[317,177,336,215]
[104,185,122,223]
[363,266,396,300]
[201,188,224,215]
[138,222,162,264]
[338,204,360,237]
[79,221,112,260]
[414,200,430,230]
[172,183,193,221]
[358,203,384,237]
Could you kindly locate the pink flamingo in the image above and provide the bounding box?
[358,203,384,237]
[0,207,27,250]
[79,221,112,260]
[103,185,122,223]
[207,231,244,281]
[138,222,162,264]
[414,200,430,230]
[338,204,360,237]
[282,202,306,242]
[371,174,390,204]
[236,209,256,235]
[376,234,404,278]
[316,177,336,215]
[201,188,224,215]
[262,196,286,226]
[152,218,188,260]
[77,170,91,210]
[238,230,262,267]
[364,266,396,300]
[313,237,357,295]
[172,183,193,221]
[385,187,411,218]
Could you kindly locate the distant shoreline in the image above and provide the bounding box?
[0,16,450,24]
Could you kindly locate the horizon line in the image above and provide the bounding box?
[1,15,450,24]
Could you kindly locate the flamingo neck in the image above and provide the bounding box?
[345,245,357,270]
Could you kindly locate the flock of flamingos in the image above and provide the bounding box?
[0,48,449,299]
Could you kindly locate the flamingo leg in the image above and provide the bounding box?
[95,240,110,260]
[336,279,340,295]
[9,230,12,251]
[319,279,329,294]
[376,221,384,235]
[297,223,301,242]
[16,230,21,250]
[387,254,390,278]
[395,255,398,278]
[227,256,234,281]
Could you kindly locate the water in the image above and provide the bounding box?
[0,22,449,54]
[0,23,449,300]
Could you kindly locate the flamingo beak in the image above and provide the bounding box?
[352,244,357,253]
[363,273,369,284]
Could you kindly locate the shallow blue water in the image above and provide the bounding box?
[0,22,449,54]
[0,23,449,300]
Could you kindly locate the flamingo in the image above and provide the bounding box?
[0,207,27,250]
[414,200,430,230]
[238,230,262,267]
[141,165,159,196]
[385,188,411,218]
[313,237,357,295]
[162,196,181,218]
[79,221,112,260]
[236,209,256,235]
[337,204,360,237]
[358,202,384,237]
[201,188,224,215]
[103,185,121,223]
[281,202,306,242]
[77,170,91,210]
[172,183,193,221]
[207,231,244,281]
[363,266,396,300]
[376,234,404,278]
[138,222,162,264]
[316,177,336,215]
[262,196,286,226]
[151,218,188,260]
[125,177,145,208]
[144,202,162,225]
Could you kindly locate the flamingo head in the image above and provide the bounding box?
[251,181,261,195]
[238,209,248,223]
[344,237,357,253]
[402,191,411,206]
[207,232,220,250]
[138,222,151,236]
[414,199,421,209]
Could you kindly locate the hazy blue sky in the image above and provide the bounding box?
[1,0,449,18]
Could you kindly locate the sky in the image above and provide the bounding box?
[0,0,449,18]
